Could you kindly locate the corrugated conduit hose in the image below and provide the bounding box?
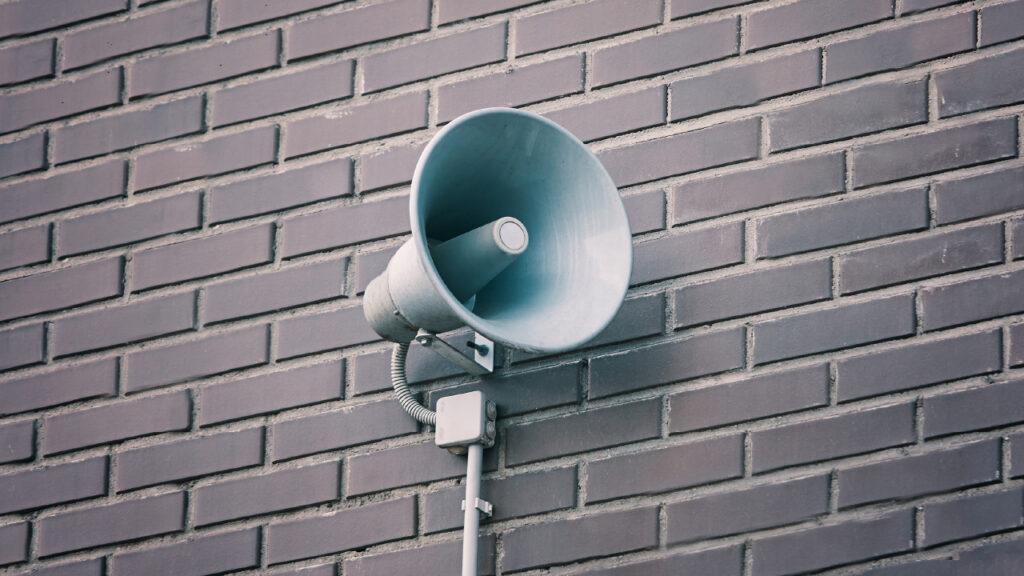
[391,342,436,425]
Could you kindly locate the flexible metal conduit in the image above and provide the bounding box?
[391,342,436,425]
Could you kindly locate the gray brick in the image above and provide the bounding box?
[622,189,665,235]
[347,440,497,496]
[838,440,1001,508]
[673,0,750,18]
[132,225,273,291]
[344,536,495,576]
[572,545,744,576]
[134,126,277,191]
[44,391,190,454]
[196,462,338,526]
[353,247,397,297]
[544,86,664,144]
[218,0,343,30]
[920,269,1024,331]
[0,420,33,463]
[1012,323,1024,367]
[925,377,1024,438]
[1014,218,1024,261]
[516,0,661,55]
[747,0,891,51]
[63,0,208,70]
[209,159,352,223]
[0,522,28,566]
[0,69,120,134]
[0,457,106,513]
[591,328,745,399]
[0,324,44,371]
[38,492,185,556]
[506,399,660,466]
[751,510,913,576]
[111,528,258,576]
[284,92,427,158]
[0,0,126,39]
[838,331,1001,402]
[0,38,52,86]
[631,222,744,285]
[278,306,380,358]
[827,13,975,83]
[0,224,49,271]
[667,475,830,544]
[587,435,744,501]
[754,295,915,364]
[281,195,408,257]
[1014,433,1024,477]
[365,24,505,92]
[32,559,103,576]
[53,293,194,356]
[752,403,914,473]
[0,160,125,224]
[770,81,926,152]
[670,365,830,433]
[59,192,201,256]
[125,325,268,392]
[267,498,415,564]
[438,55,583,123]
[902,0,959,14]
[502,507,658,572]
[933,166,1024,225]
[676,260,832,328]
[923,488,1023,547]
[212,59,354,126]
[600,118,759,188]
[288,0,430,60]
[671,50,819,121]
[423,467,575,533]
[0,132,45,179]
[0,258,122,322]
[129,32,278,98]
[592,17,737,87]
[200,362,342,425]
[1,359,117,415]
[205,259,345,323]
[117,428,262,491]
[840,225,1005,294]
[675,153,844,224]
[853,559,955,576]
[438,0,540,24]
[360,143,424,193]
[980,0,1024,46]
[938,534,1024,574]
[273,399,418,461]
[936,49,1024,118]
[855,118,1018,189]
[758,188,928,258]
[427,363,579,416]
[54,97,204,164]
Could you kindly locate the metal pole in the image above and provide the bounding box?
[461,443,484,576]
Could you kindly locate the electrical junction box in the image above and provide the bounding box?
[435,391,496,453]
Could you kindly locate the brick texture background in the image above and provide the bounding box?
[0,0,1023,574]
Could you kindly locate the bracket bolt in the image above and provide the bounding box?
[416,335,432,346]
[466,340,490,355]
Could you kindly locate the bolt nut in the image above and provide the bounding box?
[486,401,497,420]
[485,421,496,438]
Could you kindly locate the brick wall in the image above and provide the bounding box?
[1,0,1023,574]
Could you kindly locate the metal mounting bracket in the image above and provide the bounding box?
[415,329,494,376]
[462,497,493,518]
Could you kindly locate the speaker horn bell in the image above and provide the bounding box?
[363,108,632,355]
